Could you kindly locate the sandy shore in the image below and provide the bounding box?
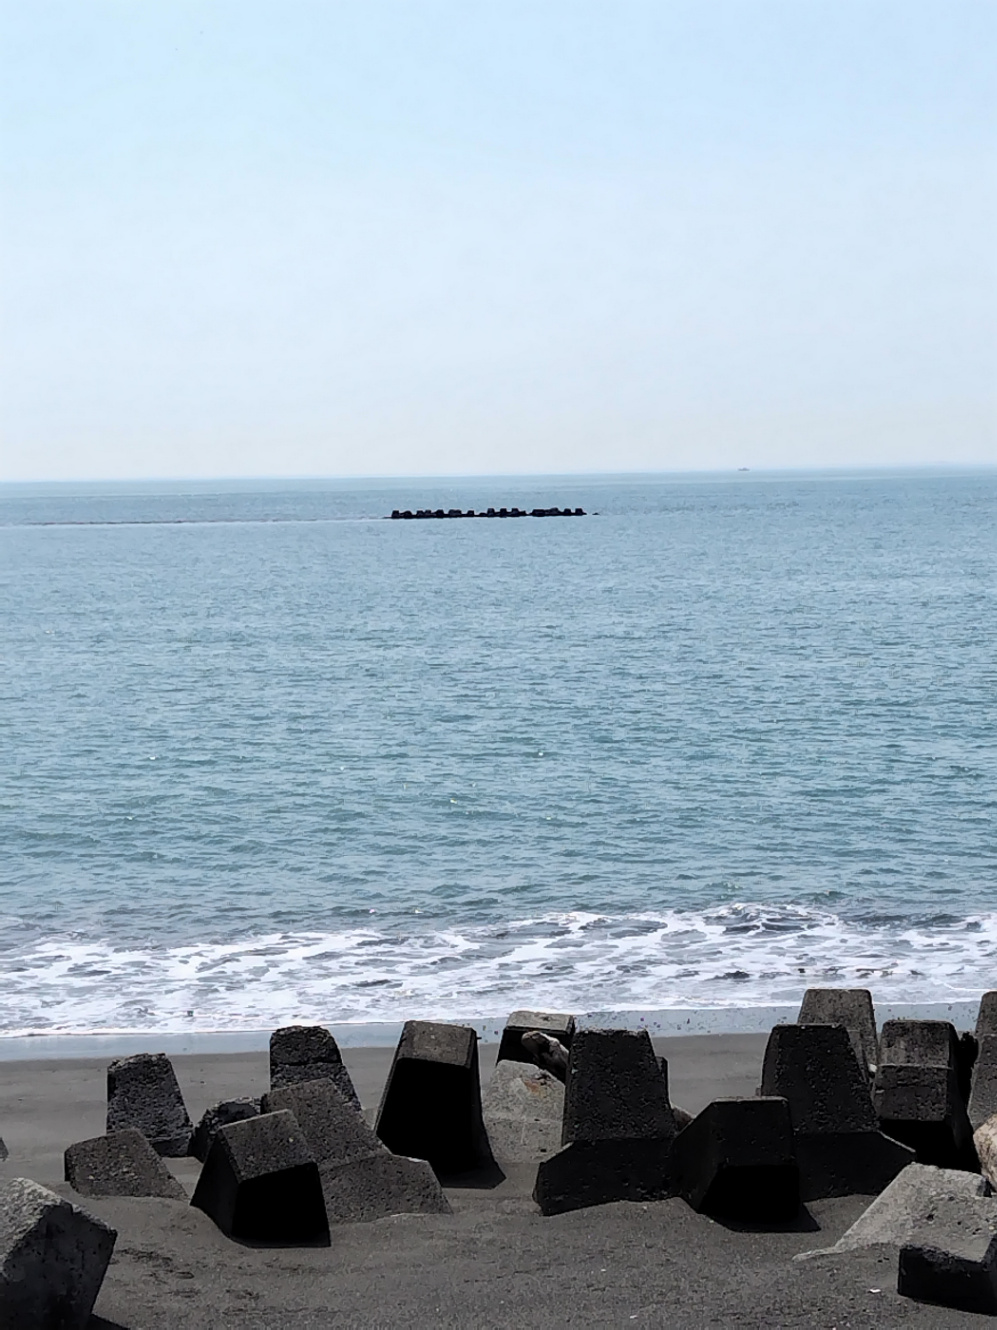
[0,1034,983,1327]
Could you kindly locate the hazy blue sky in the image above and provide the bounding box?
[2,1,995,480]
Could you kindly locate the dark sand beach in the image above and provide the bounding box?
[0,1033,986,1327]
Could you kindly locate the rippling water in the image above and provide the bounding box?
[1,470,995,1034]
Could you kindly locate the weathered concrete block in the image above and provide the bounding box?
[798,1163,993,1260]
[534,1139,673,1216]
[973,1114,997,1190]
[265,1078,450,1221]
[672,1097,799,1222]
[319,1151,451,1223]
[879,1018,959,1069]
[763,1024,878,1134]
[375,1021,491,1175]
[65,1128,186,1200]
[264,1080,377,1165]
[969,1036,997,1132]
[562,1028,674,1144]
[269,1025,359,1109]
[533,1028,676,1216]
[497,1010,575,1065]
[899,1216,997,1313]
[761,1024,912,1198]
[106,1051,192,1156]
[190,1109,329,1243]
[874,1020,976,1168]
[481,1060,564,1165]
[977,992,997,1040]
[797,987,878,1074]
[873,1063,976,1168]
[0,1177,117,1329]
[190,1098,261,1162]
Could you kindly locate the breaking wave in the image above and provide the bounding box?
[2,902,996,1036]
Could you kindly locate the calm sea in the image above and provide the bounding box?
[1,470,995,1037]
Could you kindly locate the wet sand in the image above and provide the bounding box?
[0,1034,982,1327]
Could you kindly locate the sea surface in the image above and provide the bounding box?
[1,470,995,1037]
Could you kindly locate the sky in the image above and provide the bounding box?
[1,1,995,481]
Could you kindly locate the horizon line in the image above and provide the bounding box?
[3,461,996,489]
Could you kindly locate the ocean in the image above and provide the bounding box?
[1,470,995,1042]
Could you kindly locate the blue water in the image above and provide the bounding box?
[1,470,995,1035]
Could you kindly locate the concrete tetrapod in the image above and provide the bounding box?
[673,1097,799,1223]
[190,1098,261,1162]
[191,1109,330,1244]
[798,1164,994,1261]
[873,1020,976,1169]
[533,1027,675,1216]
[899,1207,997,1313]
[760,1024,913,1199]
[969,1035,997,1132]
[481,1060,565,1165]
[0,1177,117,1329]
[797,987,878,1077]
[263,1079,450,1223]
[976,992,997,1040]
[106,1051,193,1156]
[269,1025,360,1110]
[65,1128,186,1199]
[972,1114,997,1190]
[375,1020,492,1177]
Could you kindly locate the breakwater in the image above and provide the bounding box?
[389,506,585,519]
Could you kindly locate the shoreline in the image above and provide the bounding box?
[0,997,981,1060]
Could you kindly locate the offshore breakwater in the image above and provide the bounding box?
[390,505,585,518]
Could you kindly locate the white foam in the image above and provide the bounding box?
[2,901,996,1036]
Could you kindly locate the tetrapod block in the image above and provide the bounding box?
[190,1109,329,1243]
[879,1019,959,1069]
[375,1021,491,1176]
[969,1035,997,1132]
[562,1027,674,1144]
[761,1024,912,1198]
[873,1065,975,1169]
[807,1164,994,1258]
[264,1080,450,1221]
[878,1019,977,1103]
[899,1211,997,1314]
[976,993,997,1040]
[672,1097,799,1222]
[190,1098,261,1163]
[482,1061,564,1165]
[269,1025,359,1109]
[264,1079,378,1165]
[497,1010,575,1065]
[106,1052,193,1156]
[797,987,878,1074]
[0,1177,117,1329]
[65,1128,186,1199]
[533,1139,673,1216]
[533,1028,675,1216]
[319,1150,451,1223]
